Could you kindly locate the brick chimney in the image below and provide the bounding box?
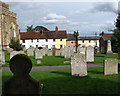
[55,26,58,31]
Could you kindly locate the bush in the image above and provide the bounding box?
[9,38,23,51]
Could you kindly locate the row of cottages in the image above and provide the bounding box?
[67,34,100,47]
[99,32,113,53]
[20,26,67,49]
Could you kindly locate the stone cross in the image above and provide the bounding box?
[104,59,118,75]
[71,53,87,77]
[4,54,41,95]
[106,40,113,54]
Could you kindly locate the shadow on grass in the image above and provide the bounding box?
[95,55,105,57]
[88,71,104,74]
[2,71,119,95]
[54,56,64,58]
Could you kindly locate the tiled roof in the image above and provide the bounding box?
[67,34,76,40]
[102,36,112,41]
[78,36,100,40]
[20,30,67,40]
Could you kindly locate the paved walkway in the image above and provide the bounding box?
[2,63,104,72]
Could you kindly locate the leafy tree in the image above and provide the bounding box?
[34,26,49,31]
[9,38,23,51]
[27,25,35,32]
[111,14,120,57]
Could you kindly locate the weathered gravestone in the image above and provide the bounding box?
[60,48,64,56]
[86,46,94,62]
[64,46,71,58]
[37,60,41,64]
[71,53,87,77]
[27,48,34,56]
[104,59,118,75]
[0,51,5,65]
[55,50,60,56]
[4,54,41,95]
[77,46,86,55]
[23,47,26,51]
[47,50,52,56]
[35,50,43,59]
[10,51,25,59]
[7,48,13,54]
[41,49,45,56]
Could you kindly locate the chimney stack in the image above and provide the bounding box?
[55,26,58,31]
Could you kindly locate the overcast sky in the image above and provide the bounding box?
[5,1,118,36]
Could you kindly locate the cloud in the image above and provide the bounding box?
[90,2,118,14]
[42,13,71,24]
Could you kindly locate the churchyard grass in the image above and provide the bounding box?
[2,51,119,67]
[2,67,120,94]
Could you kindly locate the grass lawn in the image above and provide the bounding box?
[2,67,120,95]
[2,51,119,67]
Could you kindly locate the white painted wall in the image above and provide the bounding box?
[20,39,56,49]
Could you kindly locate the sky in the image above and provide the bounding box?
[3,1,119,36]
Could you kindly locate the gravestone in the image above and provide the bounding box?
[77,46,86,55]
[4,54,41,95]
[10,51,25,59]
[47,50,52,56]
[0,51,5,65]
[7,48,13,53]
[37,60,41,64]
[106,40,113,54]
[60,48,64,56]
[71,53,87,77]
[23,47,26,51]
[64,46,71,58]
[41,49,45,56]
[52,48,56,54]
[27,48,34,56]
[35,50,43,59]
[86,46,94,62]
[104,59,118,75]
[55,50,60,56]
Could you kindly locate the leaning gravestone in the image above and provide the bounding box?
[4,54,41,95]
[86,46,94,62]
[55,50,60,56]
[71,53,87,77]
[104,59,118,75]
[27,48,34,56]
[10,51,25,59]
[35,50,43,59]
[47,50,52,56]
[0,51,5,65]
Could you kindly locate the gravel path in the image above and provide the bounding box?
[2,63,104,72]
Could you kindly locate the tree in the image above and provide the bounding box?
[112,14,120,57]
[27,25,35,32]
[9,38,23,51]
[34,26,49,31]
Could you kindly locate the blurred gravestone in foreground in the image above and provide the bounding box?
[4,54,41,96]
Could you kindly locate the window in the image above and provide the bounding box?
[60,45,63,48]
[82,40,84,43]
[31,39,33,43]
[22,40,25,43]
[46,45,48,48]
[46,39,48,42]
[23,45,25,47]
[53,39,55,42]
[52,45,55,48]
[30,45,32,47]
[60,39,62,41]
[71,41,74,44]
[37,39,39,42]
[89,40,91,43]
[36,45,38,48]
